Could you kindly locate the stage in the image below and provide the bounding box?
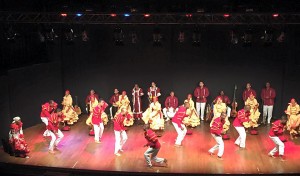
[1,114,300,175]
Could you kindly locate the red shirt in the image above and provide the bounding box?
[47,113,63,132]
[242,89,256,101]
[113,113,131,131]
[85,94,99,104]
[210,117,225,136]
[269,120,284,137]
[214,95,231,105]
[147,87,161,98]
[144,129,161,149]
[164,96,178,108]
[261,88,276,105]
[92,102,108,125]
[233,109,250,127]
[172,105,188,128]
[193,86,209,102]
[109,94,119,105]
[40,102,57,118]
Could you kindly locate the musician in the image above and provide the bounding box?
[143,124,167,168]
[61,90,78,125]
[261,82,276,125]
[245,93,260,135]
[285,98,300,139]
[172,102,189,147]
[40,100,58,137]
[242,83,256,103]
[113,108,131,156]
[85,89,99,114]
[193,81,210,121]
[9,116,30,158]
[116,91,134,126]
[147,82,161,102]
[47,109,64,154]
[92,99,108,143]
[213,90,231,118]
[233,105,251,149]
[183,94,200,127]
[132,84,144,120]
[163,91,178,121]
[109,89,120,119]
[209,112,227,160]
[268,116,287,161]
[142,97,164,130]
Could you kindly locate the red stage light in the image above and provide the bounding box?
[60,13,67,17]
[223,14,230,18]
[144,14,150,17]
[186,14,192,17]
[273,13,279,17]
[111,14,117,17]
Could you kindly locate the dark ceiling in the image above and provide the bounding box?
[1,0,300,13]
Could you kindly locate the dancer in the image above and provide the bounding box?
[61,90,78,126]
[113,108,131,156]
[213,90,231,118]
[132,84,144,120]
[143,124,167,168]
[92,99,108,143]
[142,97,164,130]
[47,109,65,154]
[40,100,58,137]
[242,83,256,103]
[85,96,99,135]
[147,82,161,102]
[172,102,190,147]
[85,89,99,113]
[245,93,260,135]
[162,91,178,121]
[285,98,300,139]
[9,117,30,158]
[268,115,287,161]
[183,94,200,128]
[209,112,227,160]
[194,81,209,121]
[116,91,134,126]
[233,105,251,149]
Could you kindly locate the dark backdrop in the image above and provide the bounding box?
[1,24,300,140]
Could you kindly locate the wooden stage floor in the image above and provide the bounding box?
[1,114,300,175]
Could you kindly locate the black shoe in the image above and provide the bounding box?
[164,159,168,164]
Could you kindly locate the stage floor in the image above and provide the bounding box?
[1,115,300,175]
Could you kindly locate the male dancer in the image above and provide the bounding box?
[172,102,190,147]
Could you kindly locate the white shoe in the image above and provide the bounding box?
[115,153,121,156]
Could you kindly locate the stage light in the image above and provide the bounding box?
[186,14,192,17]
[272,13,279,18]
[131,31,138,44]
[45,27,58,41]
[82,30,89,42]
[192,26,201,46]
[242,28,253,47]
[153,27,162,46]
[61,13,67,17]
[224,13,230,18]
[114,26,124,46]
[178,31,185,43]
[76,13,83,17]
[124,14,130,17]
[5,25,18,41]
[261,28,273,46]
[111,14,117,17]
[144,14,150,17]
[65,27,76,42]
[277,31,285,43]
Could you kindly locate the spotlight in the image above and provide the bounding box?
[45,27,58,41]
[261,28,273,46]
[61,13,68,17]
[272,13,279,18]
[114,26,124,46]
[153,27,162,46]
[230,30,238,45]
[124,13,130,17]
[76,13,83,17]
[111,14,117,17]
[192,26,201,46]
[131,31,138,44]
[242,28,253,47]
[178,31,185,43]
[144,14,150,18]
[186,14,192,17]
[223,14,230,18]
[65,27,76,42]
[277,31,285,43]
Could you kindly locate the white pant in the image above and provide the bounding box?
[41,117,50,136]
[209,134,224,157]
[162,107,177,118]
[196,102,206,120]
[234,126,246,148]
[263,105,273,124]
[226,107,231,118]
[49,129,64,151]
[93,123,104,142]
[114,130,128,154]
[172,122,187,145]
[269,136,284,156]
